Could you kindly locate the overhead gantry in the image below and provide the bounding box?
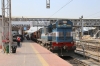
[11,18,100,27]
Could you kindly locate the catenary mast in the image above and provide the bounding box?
[1,0,12,53]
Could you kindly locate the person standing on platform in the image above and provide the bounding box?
[16,35,21,47]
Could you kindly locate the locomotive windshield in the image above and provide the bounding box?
[58,21,71,27]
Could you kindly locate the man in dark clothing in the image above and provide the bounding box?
[16,36,21,47]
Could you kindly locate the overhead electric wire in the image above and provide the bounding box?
[49,0,73,18]
[93,16,100,18]
[85,11,100,18]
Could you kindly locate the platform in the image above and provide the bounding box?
[0,40,72,66]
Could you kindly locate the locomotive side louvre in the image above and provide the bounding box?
[41,27,48,40]
[40,27,52,45]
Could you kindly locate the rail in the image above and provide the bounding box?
[75,39,100,62]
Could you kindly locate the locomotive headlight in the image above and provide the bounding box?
[63,46,68,50]
[63,21,67,23]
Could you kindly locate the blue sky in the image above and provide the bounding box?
[0,0,100,19]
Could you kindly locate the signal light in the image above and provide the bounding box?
[46,0,50,8]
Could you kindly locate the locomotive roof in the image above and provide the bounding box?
[51,19,71,24]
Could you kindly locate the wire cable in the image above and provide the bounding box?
[49,0,73,18]
[93,16,100,18]
[85,11,100,18]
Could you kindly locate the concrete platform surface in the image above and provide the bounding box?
[0,40,72,66]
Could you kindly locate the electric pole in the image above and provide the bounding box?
[1,0,12,53]
[79,16,83,39]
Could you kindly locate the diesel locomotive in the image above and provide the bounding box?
[31,19,76,56]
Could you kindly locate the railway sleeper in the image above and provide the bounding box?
[70,58,89,66]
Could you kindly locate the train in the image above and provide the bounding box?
[31,19,76,56]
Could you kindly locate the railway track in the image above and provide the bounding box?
[75,39,100,52]
[61,55,89,66]
[76,43,100,52]
[74,51,100,66]
[61,53,100,66]
[75,39,100,63]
